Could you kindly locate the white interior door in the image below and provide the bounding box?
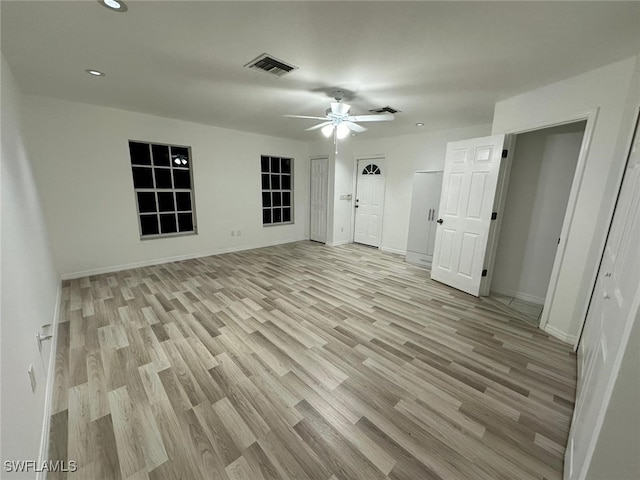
[309,157,328,243]
[406,171,443,266]
[354,159,385,247]
[431,135,506,296]
[567,112,640,480]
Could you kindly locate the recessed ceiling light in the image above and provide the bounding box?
[85,69,105,77]
[415,122,425,127]
[98,0,128,12]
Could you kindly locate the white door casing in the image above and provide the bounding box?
[354,159,385,247]
[310,157,328,243]
[566,111,640,480]
[431,135,506,296]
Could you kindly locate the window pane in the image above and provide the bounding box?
[132,167,154,188]
[261,156,270,173]
[157,192,175,212]
[178,213,194,232]
[281,175,291,190]
[271,157,280,173]
[271,174,280,190]
[281,158,291,174]
[173,169,191,189]
[155,168,172,189]
[272,192,282,207]
[152,144,170,166]
[262,192,271,207]
[273,208,282,223]
[140,215,159,235]
[176,192,192,211]
[137,192,157,213]
[282,192,291,207]
[129,142,151,165]
[282,207,291,223]
[263,209,271,224]
[171,146,189,167]
[261,174,270,190]
[160,214,177,234]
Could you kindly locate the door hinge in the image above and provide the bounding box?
[491,212,498,220]
[502,149,508,158]
[481,269,488,277]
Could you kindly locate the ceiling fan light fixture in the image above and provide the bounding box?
[98,0,128,12]
[321,124,334,138]
[336,123,350,139]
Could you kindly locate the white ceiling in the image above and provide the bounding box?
[2,1,639,141]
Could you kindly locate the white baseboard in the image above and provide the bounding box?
[490,286,545,305]
[37,277,63,480]
[380,246,407,256]
[60,237,308,280]
[544,324,578,345]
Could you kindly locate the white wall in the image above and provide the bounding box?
[21,95,310,278]
[492,55,639,342]
[328,124,492,253]
[1,56,59,475]
[492,122,585,304]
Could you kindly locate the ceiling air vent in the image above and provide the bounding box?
[244,53,297,78]
[369,106,400,114]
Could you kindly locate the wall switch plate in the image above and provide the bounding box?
[231,230,235,237]
[236,230,241,237]
[28,365,36,393]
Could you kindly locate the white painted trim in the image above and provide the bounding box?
[539,111,597,340]
[380,246,406,256]
[490,286,545,306]
[60,237,308,280]
[544,324,579,345]
[37,277,63,480]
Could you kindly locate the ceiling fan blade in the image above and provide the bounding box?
[284,115,330,120]
[344,121,367,133]
[347,113,395,122]
[330,102,351,115]
[305,121,332,131]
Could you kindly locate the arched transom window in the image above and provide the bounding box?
[361,164,381,175]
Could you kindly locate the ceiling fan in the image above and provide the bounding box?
[285,90,395,152]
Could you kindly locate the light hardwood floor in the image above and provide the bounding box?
[49,241,576,480]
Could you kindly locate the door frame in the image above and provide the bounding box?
[494,108,599,348]
[351,155,386,247]
[309,156,329,243]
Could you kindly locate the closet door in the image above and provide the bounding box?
[406,171,442,266]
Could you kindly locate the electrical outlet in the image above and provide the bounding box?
[28,365,36,393]
[236,230,242,237]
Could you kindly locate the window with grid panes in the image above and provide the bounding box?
[129,141,197,238]
[261,155,293,225]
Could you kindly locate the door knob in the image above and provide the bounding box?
[436,218,443,224]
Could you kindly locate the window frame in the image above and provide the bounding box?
[261,154,294,226]
[128,140,198,240]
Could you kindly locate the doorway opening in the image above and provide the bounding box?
[353,157,386,247]
[490,121,587,326]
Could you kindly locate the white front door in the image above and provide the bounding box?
[566,112,640,480]
[309,157,328,243]
[431,135,506,296]
[354,159,385,247]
